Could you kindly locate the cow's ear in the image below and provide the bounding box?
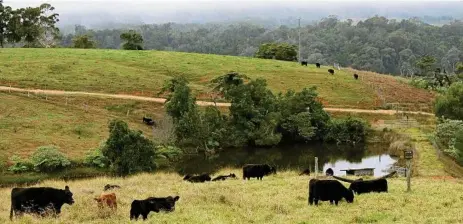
[174,196,180,201]
[65,186,70,191]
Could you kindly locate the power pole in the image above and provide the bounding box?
[298,18,301,62]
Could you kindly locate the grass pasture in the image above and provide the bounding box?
[0,171,462,224]
[0,92,165,159]
[0,48,434,109]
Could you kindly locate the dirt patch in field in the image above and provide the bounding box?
[348,68,436,111]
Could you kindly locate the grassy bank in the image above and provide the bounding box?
[0,48,434,109]
[1,170,462,224]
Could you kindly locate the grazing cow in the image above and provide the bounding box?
[184,174,212,183]
[354,74,359,80]
[325,168,334,176]
[301,61,308,66]
[299,168,311,176]
[142,117,156,126]
[308,179,354,206]
[332,171,395,194]
[94,192,117,210]
[103,184,121,191]
[242,164,276,180]
[212,173,237,181]
[349,179,388,194]
[328,69,335,75]
[130,196,180,220]
[10,186,74,220]
[316,63,321,68]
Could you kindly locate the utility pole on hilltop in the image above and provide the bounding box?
[298,18,301,62]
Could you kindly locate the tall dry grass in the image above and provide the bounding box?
[1,169,462,224]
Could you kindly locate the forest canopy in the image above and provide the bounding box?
[61,16,463,75]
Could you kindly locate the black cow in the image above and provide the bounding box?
[316,63,321,68]
[10,186,74,220]
[103,184,121,191]
[354,74,359,80]
[308,179,354,206]
[242,164,276,180]
[184,174,211,183]
[301,61,308,66]
[349,179,388,194]
[130,196,180,220]
[332,171,395,195]
[142,117,156,126]
[328,69,335,75]
[212,173,237,181]
[325,168,334,176]
[299,168,311,176]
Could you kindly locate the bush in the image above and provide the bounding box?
[255,42,297,61]
[435,119,463,149]
[450,129,463,164]
[7,155,33,173]
[84,146,110,169]
[102,119,157,176]
[30,146,71,173]
[324,117,368,144]
[435,82,463,120]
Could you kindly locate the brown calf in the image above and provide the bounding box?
[94,192,117,210]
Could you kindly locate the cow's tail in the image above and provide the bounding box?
[9,200,13,220]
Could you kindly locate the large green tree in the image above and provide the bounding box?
[255,42,297,61]
[72,35,96,49]
[0,0,9,48]
[435,82,463,120]
[102,119,156,176]
[120,30,143,50]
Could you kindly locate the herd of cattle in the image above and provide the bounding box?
[9,164,394,221]
[300,61,359,80]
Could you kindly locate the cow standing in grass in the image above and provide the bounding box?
[10,186,75,220]
[308,179,354,206]
[328,69,335,75]
[243,164,276,180]
[316,63,321,68]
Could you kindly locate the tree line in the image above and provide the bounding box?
[58,16,463,75]
[0,0,59,48]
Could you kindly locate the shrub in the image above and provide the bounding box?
[435,82,463,120]
[84,147,110,169]
[324,117,368,144]
[30,146,71,172]
[255,42,298,61]
[435,119,463,149]
[102,119,157,176]
[450,129,463,164]
[7,155,33,173]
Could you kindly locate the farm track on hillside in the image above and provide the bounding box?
[0,86,434,116]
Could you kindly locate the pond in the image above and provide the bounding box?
[161,142,397,177]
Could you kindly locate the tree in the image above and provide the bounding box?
[72,35,96,49]
[416,55,437,75]
[435,82,463,120]
[102,119,156,176]
[255,42,297,61]
[20,4,59,47]
[120,30,143,50]
[0,0,9,48]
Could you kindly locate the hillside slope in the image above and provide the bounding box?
[0,49,434,110]
[0,92,165,159]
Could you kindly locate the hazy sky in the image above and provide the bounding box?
[5,0,463,28]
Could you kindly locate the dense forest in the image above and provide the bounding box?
[61,16,463,75]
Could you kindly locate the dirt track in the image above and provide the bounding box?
[0,86,434,116]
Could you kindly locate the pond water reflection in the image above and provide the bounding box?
[160,142,397,177]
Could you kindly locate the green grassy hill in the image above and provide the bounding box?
[0,48,434,110]
[0,92,165,160]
